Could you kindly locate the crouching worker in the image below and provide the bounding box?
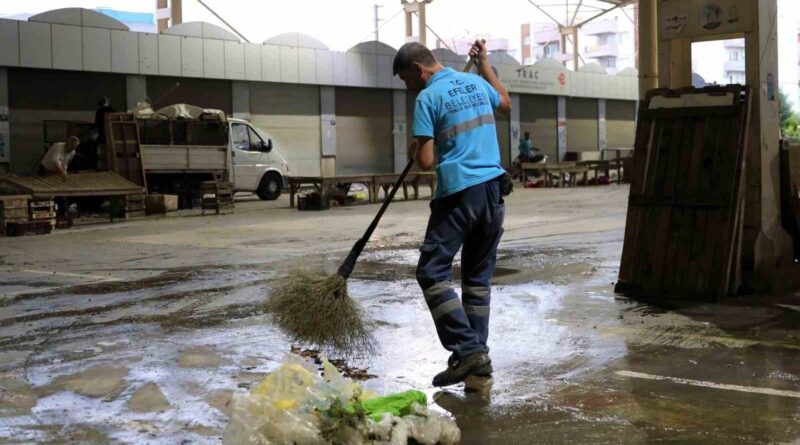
[393,40,512,387]
[40,136,79,179]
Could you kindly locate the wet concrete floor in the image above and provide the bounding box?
[0,185,799,444]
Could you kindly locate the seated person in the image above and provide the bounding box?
[40,136,79,179]
[513,131,545,179]
[517,131,544,163]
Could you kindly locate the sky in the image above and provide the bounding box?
[0,0,632,52]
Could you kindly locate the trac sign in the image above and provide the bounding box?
[499,66,569,96]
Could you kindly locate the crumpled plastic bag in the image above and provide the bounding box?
[222,356,460,445]
[223,358,329,445]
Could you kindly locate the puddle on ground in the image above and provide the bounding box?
[352,244,598,286]
[43,364,129,399]
[2,235,799,445]
[177,346,223,369]
[126,382,171,413]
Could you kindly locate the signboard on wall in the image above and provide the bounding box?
[659,0,752,40]
[498,65,568,96]
[0,107,8,163]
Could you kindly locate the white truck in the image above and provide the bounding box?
[136,105,290,203]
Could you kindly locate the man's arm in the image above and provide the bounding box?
[469,40,512,115]
[408,137,435,171]
[414,137,434,171]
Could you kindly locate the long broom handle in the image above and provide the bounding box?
[337,158,415,279]
[336,53,481,280]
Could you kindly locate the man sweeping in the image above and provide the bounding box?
[393,40,511,387]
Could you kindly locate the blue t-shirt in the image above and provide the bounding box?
[412,67,506,198]
[518,138,533,157]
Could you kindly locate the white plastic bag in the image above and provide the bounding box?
[223,359,331,445]
[222,356,460,445]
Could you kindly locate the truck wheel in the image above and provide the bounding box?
[256,173,282,201]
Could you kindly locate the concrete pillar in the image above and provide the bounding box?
[0,68,9,172]
[125,75,147,112]
[509,94,521,161]
[638,0,658,98]
[667,39,692,88]
[745,0,793,290]
[572,28,580,72]
[557,96,566,161]
[598,99,607,151]
[320,86,336,177]
[418,2,427,46]
[231,81,250,120]
[156,0,168,33]
[392,90,407,173]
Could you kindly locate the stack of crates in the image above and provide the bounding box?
[124,194,146,219]
[201,181,234,215]
[29,198,56,228]
[4,198,58,236]
[0,195,30,236]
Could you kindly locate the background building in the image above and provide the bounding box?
[0,8,638,176]
[1,8,155,32]
[581,18,635,74]
[520,22,570,66]
[520,14,635,74]
[434,36,517,61]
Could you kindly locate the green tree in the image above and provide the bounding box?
[780,88,800,139]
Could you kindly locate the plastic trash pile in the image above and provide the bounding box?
[223,357,460,445]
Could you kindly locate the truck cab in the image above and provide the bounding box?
[228,118,290,200]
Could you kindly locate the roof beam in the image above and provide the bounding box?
[574,0,635,28]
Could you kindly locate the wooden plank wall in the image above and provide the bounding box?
[616,85,750,301]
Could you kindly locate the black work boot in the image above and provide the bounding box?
[447,353,493,376]
[433,352,492,387]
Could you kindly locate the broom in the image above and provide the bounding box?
[266,55,480,355]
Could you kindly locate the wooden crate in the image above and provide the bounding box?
[616,85,751,301]
[29,199,55,227]
[125,194,145,212]
[125,194,145,219]
[201,181,234,215]
[0,195,30,236]
[145,194,178,215]
[6,220,52,236]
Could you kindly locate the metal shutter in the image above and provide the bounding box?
[520,95,558,160]
[250,82,321,177]
[335,87,393,175]
[606,100,636,149]
[566,98,599,152]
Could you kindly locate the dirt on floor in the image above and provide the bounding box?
[0,186,798,444]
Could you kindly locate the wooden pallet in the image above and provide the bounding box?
[781,142,800,260]
[6,220,52,236]
[616,85,751,301]
[106,113,147,189]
